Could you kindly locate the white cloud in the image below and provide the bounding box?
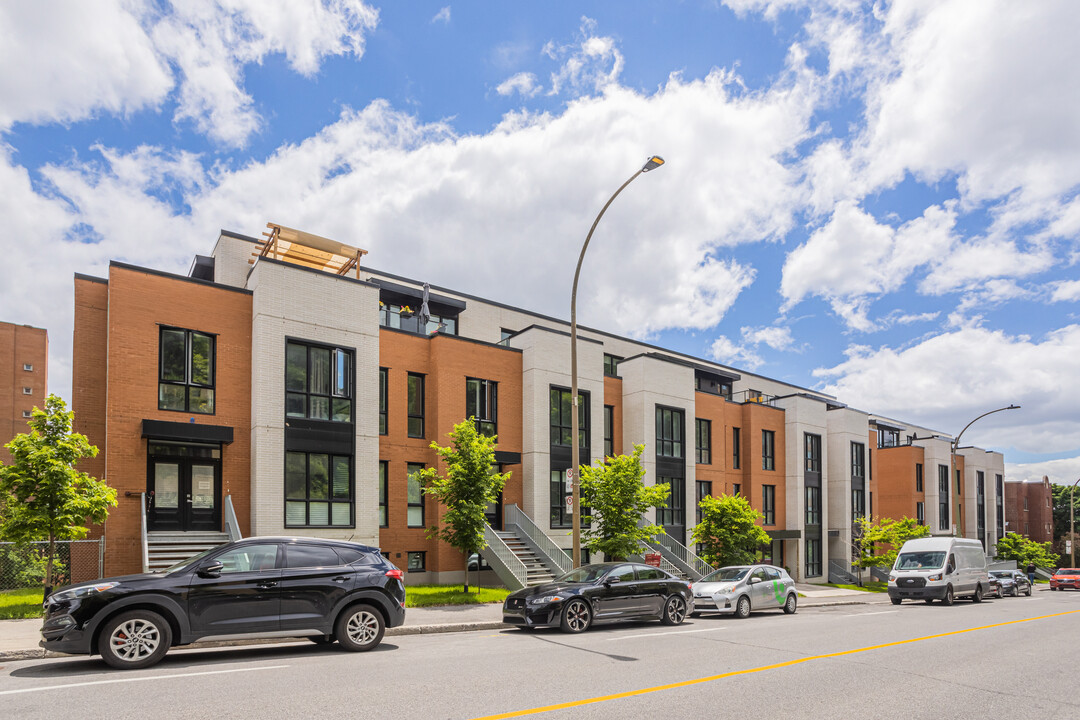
[496,73,541,98]
[919,239,1053,295]
[709,336,764,370]
[544,17,625,97]
[0,0,379,146]
[741,325,794,351]
[1007,456,1080,485]
[1050,280,1080,303]
[431,6,450,24]
[815,325,1080,455]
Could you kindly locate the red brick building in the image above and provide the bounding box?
[1004,476,1053,543]
[0,321,48,464]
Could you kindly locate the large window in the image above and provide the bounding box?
[657,476,685,528]
[938,464,950,531]
[851,442,865,479]
[763,485,775,525]
[379,304,457,336]
[285,452,352,527]
[805,538,822,577]
[852,488,865,523]
[603,354,621,377]
[550,387,589,447]
[696,481,712,525]
[695,419,711,464]
[407,463,425,527]
[805,433,821,473]
[379,368,388,435]
[603,405,614,458]
[407,374,425,438]
[656,407,684,459]
[805,486,821,525]
[549,468,590,529]
[159,328,215,414]
[286,341,352,422]
[995,474,1004,541]
[877,427,900,448]
[732,427,741,469]
[378,461,388,528]
[762,430,775,471]
[466,378,498,437]
[976,471,986,545]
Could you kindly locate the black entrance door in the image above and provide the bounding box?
[484,491,504,530]
[148,442,222,532]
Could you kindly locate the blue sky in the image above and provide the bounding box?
[1,0,1079,482]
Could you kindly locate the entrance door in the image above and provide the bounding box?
[148,442,222,531]
[484,491,503,530]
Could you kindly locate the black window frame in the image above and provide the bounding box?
[549,386,589,448]
[805,538,822,577]
[695,418,711,465]
[407,551,426,572]
[938,464,950,531]
[916,463,923,492]
[762,484,775,525]
[603,405,614,458]
[603,353,622,377]
[158,327,216,415]
[917,501,925,525]
[378,460,388,528]
[284,451,354,528]
[466,377,498,437]
[805,433,821,474]
[762,429,775,471]
[285,340,353,423]
[696,480,712,525]
[379,367,388,435]
[852,488,865,523]
[407,373,425,439]
[655,406,685,459]
[732,427,741,469]
[851,441,865,479]
[657,476,685,527]
[805,485,821,525]
[407,462,425,528]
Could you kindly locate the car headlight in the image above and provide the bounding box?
[927,574,942,582]
[888,575,896,584]
[49,582,120,604]
[528,594,564,605]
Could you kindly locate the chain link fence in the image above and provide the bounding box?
[0,539,105,592]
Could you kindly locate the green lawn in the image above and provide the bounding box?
[405,584,511,608]
[0,587,44,620]
[822,581,888,593]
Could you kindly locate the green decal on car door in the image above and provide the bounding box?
[772,580,785,605]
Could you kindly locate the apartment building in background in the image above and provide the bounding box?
[0,321,48,464]
[1004,476,1054,543]
[71,225,1009,584]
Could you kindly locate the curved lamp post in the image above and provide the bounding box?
[949,404,1020,540]
[570,155,665,568]
[1070,477,1079,567]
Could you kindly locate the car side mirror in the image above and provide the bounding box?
[748,577,758,585]
[605,576,622,585]
[197,561,224,579]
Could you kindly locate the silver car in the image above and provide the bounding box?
[691,564,798,618]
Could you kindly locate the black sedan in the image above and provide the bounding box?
[990,570,1032,596]
[40,537,406,669]
[502,562,692,633]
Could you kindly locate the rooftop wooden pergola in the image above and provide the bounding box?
[251,223,368,278]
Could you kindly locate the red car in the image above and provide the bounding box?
[1050,568,1080,591]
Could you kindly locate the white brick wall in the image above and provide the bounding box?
[825,406,870,566]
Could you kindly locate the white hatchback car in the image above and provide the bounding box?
[691,564,797,618]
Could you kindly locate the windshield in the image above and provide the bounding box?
[895,552,946,570]
[701,567,750,582]
[556,564,614,583]
[989,571,1010,578]
[161,547,218,574]
[1056,568,1080,575]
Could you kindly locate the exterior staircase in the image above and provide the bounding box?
[494,530,557,586]
[146,531,230,572]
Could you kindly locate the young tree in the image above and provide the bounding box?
[995,532,1058,569]
[691,494,771,568]
[0,395,116,599]
[852,516,930,574]
[414,418,510,592]
[579,444,670,561]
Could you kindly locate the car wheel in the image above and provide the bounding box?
[335,604,385,652]
[972,585,983,603]
[891,598,902,606]
[661,596,688,626]
[560,599,592,633]
[1025,586,1032,596]
[783,593,798,614]
[98,610,172,670]
[942,585,955,606]
[734,595,751,619]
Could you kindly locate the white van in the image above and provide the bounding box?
[888,537,989,606]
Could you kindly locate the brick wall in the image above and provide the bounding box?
[0,321,48,464]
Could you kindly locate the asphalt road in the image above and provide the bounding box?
[2,591,1077,720]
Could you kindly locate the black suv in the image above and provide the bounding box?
[40,537,406,669]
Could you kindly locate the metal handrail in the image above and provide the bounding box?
[647,533,714,580]
[139,492,149,574]
[481,524,528,590]
[504,504,572,576]
[223,494,242,542]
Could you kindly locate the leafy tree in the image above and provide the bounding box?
[995,532,1058,569]
[691,493,771,568]
[414,418,510,592]
[579,444,669,561]
[1051,483,1080,540]
[852,516,930,571]
[0,395,116,598]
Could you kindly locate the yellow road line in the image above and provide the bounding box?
[471,608,1080,720]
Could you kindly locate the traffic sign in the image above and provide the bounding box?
[565,468,574,481]
[565,495,573,511]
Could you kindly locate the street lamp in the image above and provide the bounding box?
[570,155,665,568]
[1070,477,1079,567]
[948,404,1020,540]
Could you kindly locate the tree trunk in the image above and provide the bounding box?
[44,533,56,602]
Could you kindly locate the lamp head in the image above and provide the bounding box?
[642,155,665,172]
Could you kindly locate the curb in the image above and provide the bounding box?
[0,621,512,663]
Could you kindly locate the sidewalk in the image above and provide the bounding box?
[0,590,884,662]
